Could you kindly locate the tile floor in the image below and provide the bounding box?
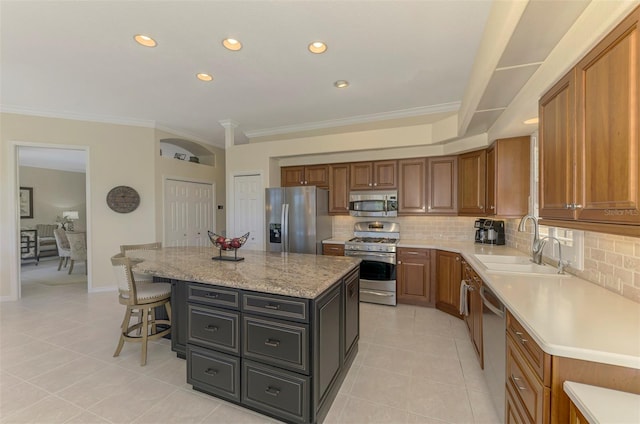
[1,260,500,423]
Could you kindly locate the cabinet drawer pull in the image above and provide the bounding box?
[205,293,219,299]
[265,386,281,396]
[204,368,218,376]
[514,331,528,343]
[264,303,281,310]
[204,325,219,332]
[511,374,526,391]
[264,339,281,348]
[405,251,419,255]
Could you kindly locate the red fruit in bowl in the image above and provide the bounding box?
[216,236,226,244]
[230,238,241,248]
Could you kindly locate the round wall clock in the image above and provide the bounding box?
[106,186,140,213]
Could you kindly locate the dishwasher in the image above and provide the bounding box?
[480,284,506,422]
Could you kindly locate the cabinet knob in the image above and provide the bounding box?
[368,183,372,187]
[373,182,378,186]
[479,205,484,210]
[489,206,495,210]
[455,256,460,262]
[397,261,402,265]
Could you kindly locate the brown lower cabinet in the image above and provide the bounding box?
[435,250,463,318]
[396,248,434,307]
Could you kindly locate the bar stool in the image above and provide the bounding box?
[111,253,171,366]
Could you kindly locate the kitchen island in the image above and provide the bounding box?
[130,247,361,424]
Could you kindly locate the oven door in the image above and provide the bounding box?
[345,250,397,305]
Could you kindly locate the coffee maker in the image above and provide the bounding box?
[475,219,505,245]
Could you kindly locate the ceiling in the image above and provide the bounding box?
[1,0,592,152]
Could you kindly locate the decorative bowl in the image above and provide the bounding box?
[208,231,249,251]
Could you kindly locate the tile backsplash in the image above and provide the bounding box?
[333,216,640,303]
[505,219,640,303]
[333,215,477,241]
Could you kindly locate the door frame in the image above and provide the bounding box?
[162,176,216,246]
[228,170,264,250]
[6,141,92,301]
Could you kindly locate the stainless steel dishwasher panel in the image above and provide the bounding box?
[480,285,506,423]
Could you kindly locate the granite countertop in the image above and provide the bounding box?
[130,246,361,299]
[564,381,640,423]
[325,237,640,369]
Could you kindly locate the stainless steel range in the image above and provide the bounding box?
[344,221,399,306]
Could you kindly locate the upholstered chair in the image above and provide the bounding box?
[66,232,87,275]
[120,242,162,282]
[111,253,171,366]
[53,228,71,271]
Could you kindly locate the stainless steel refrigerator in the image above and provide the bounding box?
[265,186,332,254]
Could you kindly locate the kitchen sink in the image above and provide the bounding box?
[474,254,569,277]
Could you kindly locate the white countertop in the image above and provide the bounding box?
[327,237,640,369]
[564,381,640,423]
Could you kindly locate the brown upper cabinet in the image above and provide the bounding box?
[328,163,350,215]
[486,136,530,218]
[349,160,397,190]
[281,165,329,188]
[458,149,487,216]
[540,6,640,229]
[427,156,458,215]
[398,158,427,214]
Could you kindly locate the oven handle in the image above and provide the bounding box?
[345,251,394,259]
[360,289,394,297]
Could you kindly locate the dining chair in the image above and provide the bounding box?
[53,228,71,271]
[66,232,87,274]
[111,253,171,366]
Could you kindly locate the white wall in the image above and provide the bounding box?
[1,113,157,298]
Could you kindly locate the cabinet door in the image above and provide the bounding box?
[281,166,305,187]
[328,164,350,215]
[373,160,397,189]
[343,269,359,358]
[305,165,329,188]
[435,250,462,318]
[427,156,458,215]
[492,137,531,217]
[349,162,373,190]
[539,72,576,220]
[398,158,426,214]
[575,8,640,224]
[397,248,433,306]
[171,281,188,358]
[458,150,487,215]
[313,284,342,407]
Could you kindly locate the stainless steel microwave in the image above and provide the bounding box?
[348,190,398,217]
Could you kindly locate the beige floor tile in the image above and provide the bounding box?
[411,354,465,385]
[323,393,349,424]
[406,377,474,423]
[0,340,58,369]
[87,375,176,423]
[337,396,410,423]
[0,381,49,419]
[349,365,411,410]
[204,402,282,423]
[142,356,188,387]
[468,387,501,423]
[63,411,111,423]
[132,388,220,423]
[0,395,83,424]
[338,362,361,394]
[4,346,78,380]
[28,356,107,393]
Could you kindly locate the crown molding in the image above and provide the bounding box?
[244,102,461,139]
[0,104,156,128]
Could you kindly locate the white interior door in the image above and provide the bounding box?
[233,174,263,250]
[165,179,214,247]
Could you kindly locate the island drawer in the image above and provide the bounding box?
[188,283,239,310]
[242,292,309,323]
[187,345,240,403]
[188,305,240,355]
[243,315,309,374]
[242,360,310,424]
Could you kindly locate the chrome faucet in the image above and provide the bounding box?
[518,215,545,264]
[540,236,566,274]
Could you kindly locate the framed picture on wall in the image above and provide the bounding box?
[20,187,33,219]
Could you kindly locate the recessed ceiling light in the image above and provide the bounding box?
[196,73,213,82]
[334,80,349,88]
[222,38,242,51]
[134,34,157,47]
[524,117,539,125]
[308,41,327,54]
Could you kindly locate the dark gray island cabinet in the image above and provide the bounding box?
[170,266,359,424]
